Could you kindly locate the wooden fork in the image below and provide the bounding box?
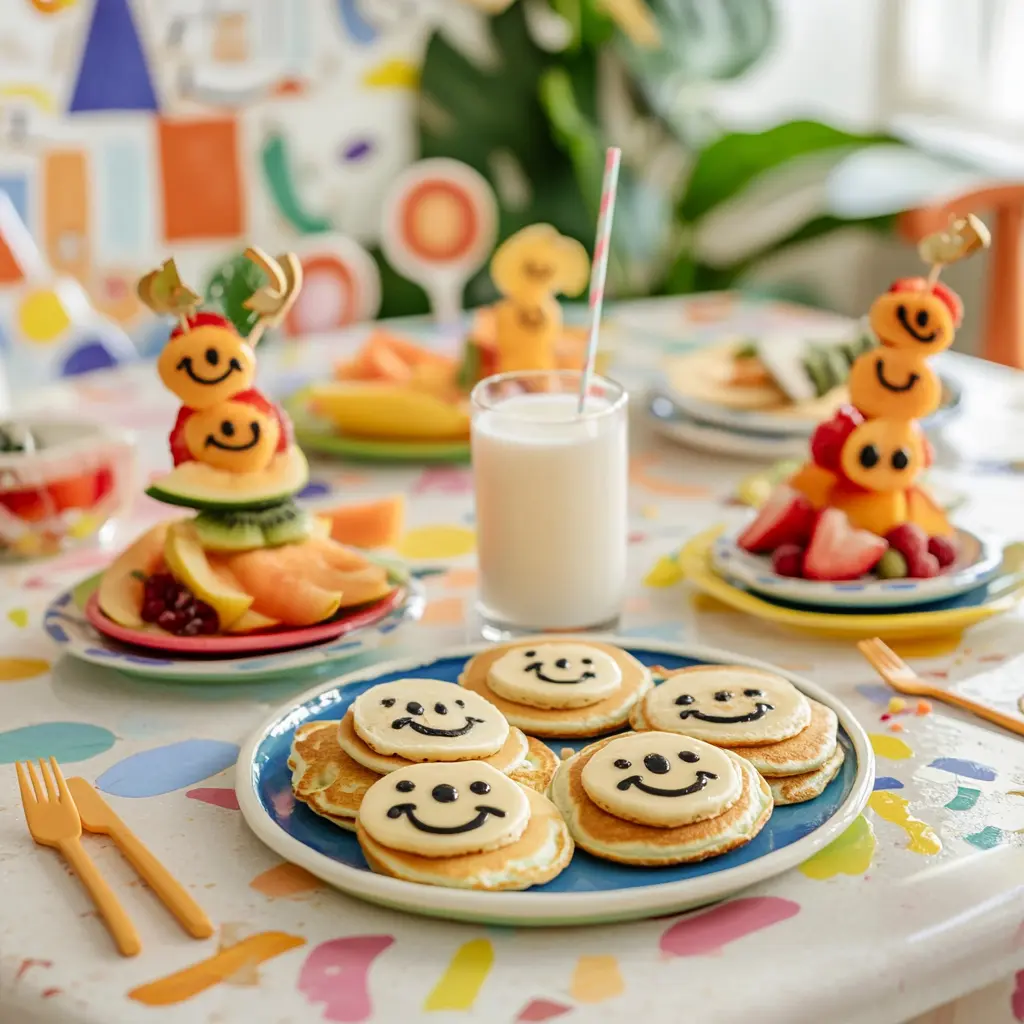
[857,637,1024,739]
[16,758,141,957]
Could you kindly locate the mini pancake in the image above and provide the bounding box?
[339,711,530,776]
[550,736,772,866]
[459,639,652,738]
[769,744,845,806]
[508,737,560,794]
[352,678,508,761]
[358,773,573,891]
[487,642,623,709]
[289,720,377,831]
[635,665,811,746]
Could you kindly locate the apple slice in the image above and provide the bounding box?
[803,508,888,581]
[164,521,253,629]
[737,485,816,554]
[98,523,170,628]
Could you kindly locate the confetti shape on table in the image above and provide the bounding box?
[799,815,876,880]
[128,932,305,1006]
[570,955,624,1004]
[516,999,573,1023]
[381,158,497,324]
[298,935,394,1023]
[945,786,981,811]
[644,554,683,588]
[928,757,997,782]
[868,733,913,760]
[965,825,1004,851]
[422,596,465,626]
[250,862,322,898]
[659,897,800,957]
[0,656,48,681]
[873,776,905,792]
[0,722,115,764]
[868,792,941,855]
[397,525,475,560]
[95,739,240,798]
[423,939,494,1012]
[186,787,240,810]
[629,454,710,497]
[7,608,29,628]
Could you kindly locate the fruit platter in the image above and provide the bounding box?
[47,251,422,677]
[687,217,1024,627]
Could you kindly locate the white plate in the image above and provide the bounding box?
[235,638,873,927]
[711,527,1001,610]
[43,573,426,683]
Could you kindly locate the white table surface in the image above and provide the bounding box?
[2,293,1024,1024]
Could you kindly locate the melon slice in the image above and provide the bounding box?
[324,496,405,549]
[164,522,253,628]
[225,608,281,633]
[907,486,954,537]
[146,447,309,512]
[98,523,171,628]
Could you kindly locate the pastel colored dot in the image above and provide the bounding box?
[186,787,239,810]
[18,289,71,343]
[886,697,907,714]
[297,480,331,500]
[397,525,475,560]
[0,657,50,681]
[868,733,913,760]
[62,340,118,377]
[0,722,116,764]
[95,739,240,798]
[644,555,683,588]
[927,756,996,782]
[6,609,29,628]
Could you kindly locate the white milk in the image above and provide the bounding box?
[472,390,628,632]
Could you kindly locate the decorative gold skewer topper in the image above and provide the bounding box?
[918,213,991,288]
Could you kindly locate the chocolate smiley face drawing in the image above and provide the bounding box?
[352,680,510,762]
[581,733,743,828]
[358,761,530,857]
[640,667,812,746]
[487,643,623,710]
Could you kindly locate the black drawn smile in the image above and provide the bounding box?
[390,716,485,737]
[205,423,260,451]
[524,661,596,685]
[386,804,506,834]
[178,356,242,386]
[677,702,774,724]
[875,358,919,393]
[896,306,938,342]
[616,771,719,797]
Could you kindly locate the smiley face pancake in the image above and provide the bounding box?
[352,679,509,761]
[767,742,845,806]
[550,734,772,866]
[459,639,652,738]
[581,732,743,828]
[487,643,623,709]
[357,761,573,890]
[634,666,811,746]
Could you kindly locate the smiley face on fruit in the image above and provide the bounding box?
[847,346,942,420]
[183,398,280,473]
[158,312,256,409]
[868,278,962,354]
[839,417,925,493]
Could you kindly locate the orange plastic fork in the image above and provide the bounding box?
[16,757,141,956]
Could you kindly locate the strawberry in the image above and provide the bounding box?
[810,405,864,471]
[168,407,194,466]
[927,535,958,569]
[772,544,805,578]
[737,486,816,554]
[885,523,928,561]
[906,550,940,578]
[803,508,888,580]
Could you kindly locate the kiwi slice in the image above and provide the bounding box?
[801,351,832,397]
[193,501,313,552]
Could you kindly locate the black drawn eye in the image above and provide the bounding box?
[582,658,593,665]
[678,751,700,763]
[714,691,733,702]
[432,784,457,803]
[395,780,415,793]
[406,702,424,716]
[744,689,763,697]
[524,650,536,657]
[381,698,396,708]
[644,753,670,774]
[455,699,465,708]
[470,781,490,795]
[613,758,632,770]
[434,702,448,715]
[675,694,694,706]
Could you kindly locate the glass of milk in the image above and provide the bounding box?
[471,370,628,639]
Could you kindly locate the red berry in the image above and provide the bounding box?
[928,535,957,568]
[803,508,888,581]
[906,550,940,578]
[810,405,864,471]
[772,544,805,578]
[885,523,928,560]
[737,486,816,554]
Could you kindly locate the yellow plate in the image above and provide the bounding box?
[678,527,1024,640]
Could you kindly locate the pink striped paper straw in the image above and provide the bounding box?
[578,146,622,413]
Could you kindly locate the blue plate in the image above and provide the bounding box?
[237,639,873,926]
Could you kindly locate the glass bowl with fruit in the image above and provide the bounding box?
[0,418,135,561]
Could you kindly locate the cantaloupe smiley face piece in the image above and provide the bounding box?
[868,283,957,354]
[491,224,590,301]
[184,399,280,473]
[847,347,942,420]
[158,324,256,408]
[839,418,925,493]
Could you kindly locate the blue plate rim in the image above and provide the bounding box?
[235,637,875,925]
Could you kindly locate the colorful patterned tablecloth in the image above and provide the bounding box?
[2,294,1024,1024]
